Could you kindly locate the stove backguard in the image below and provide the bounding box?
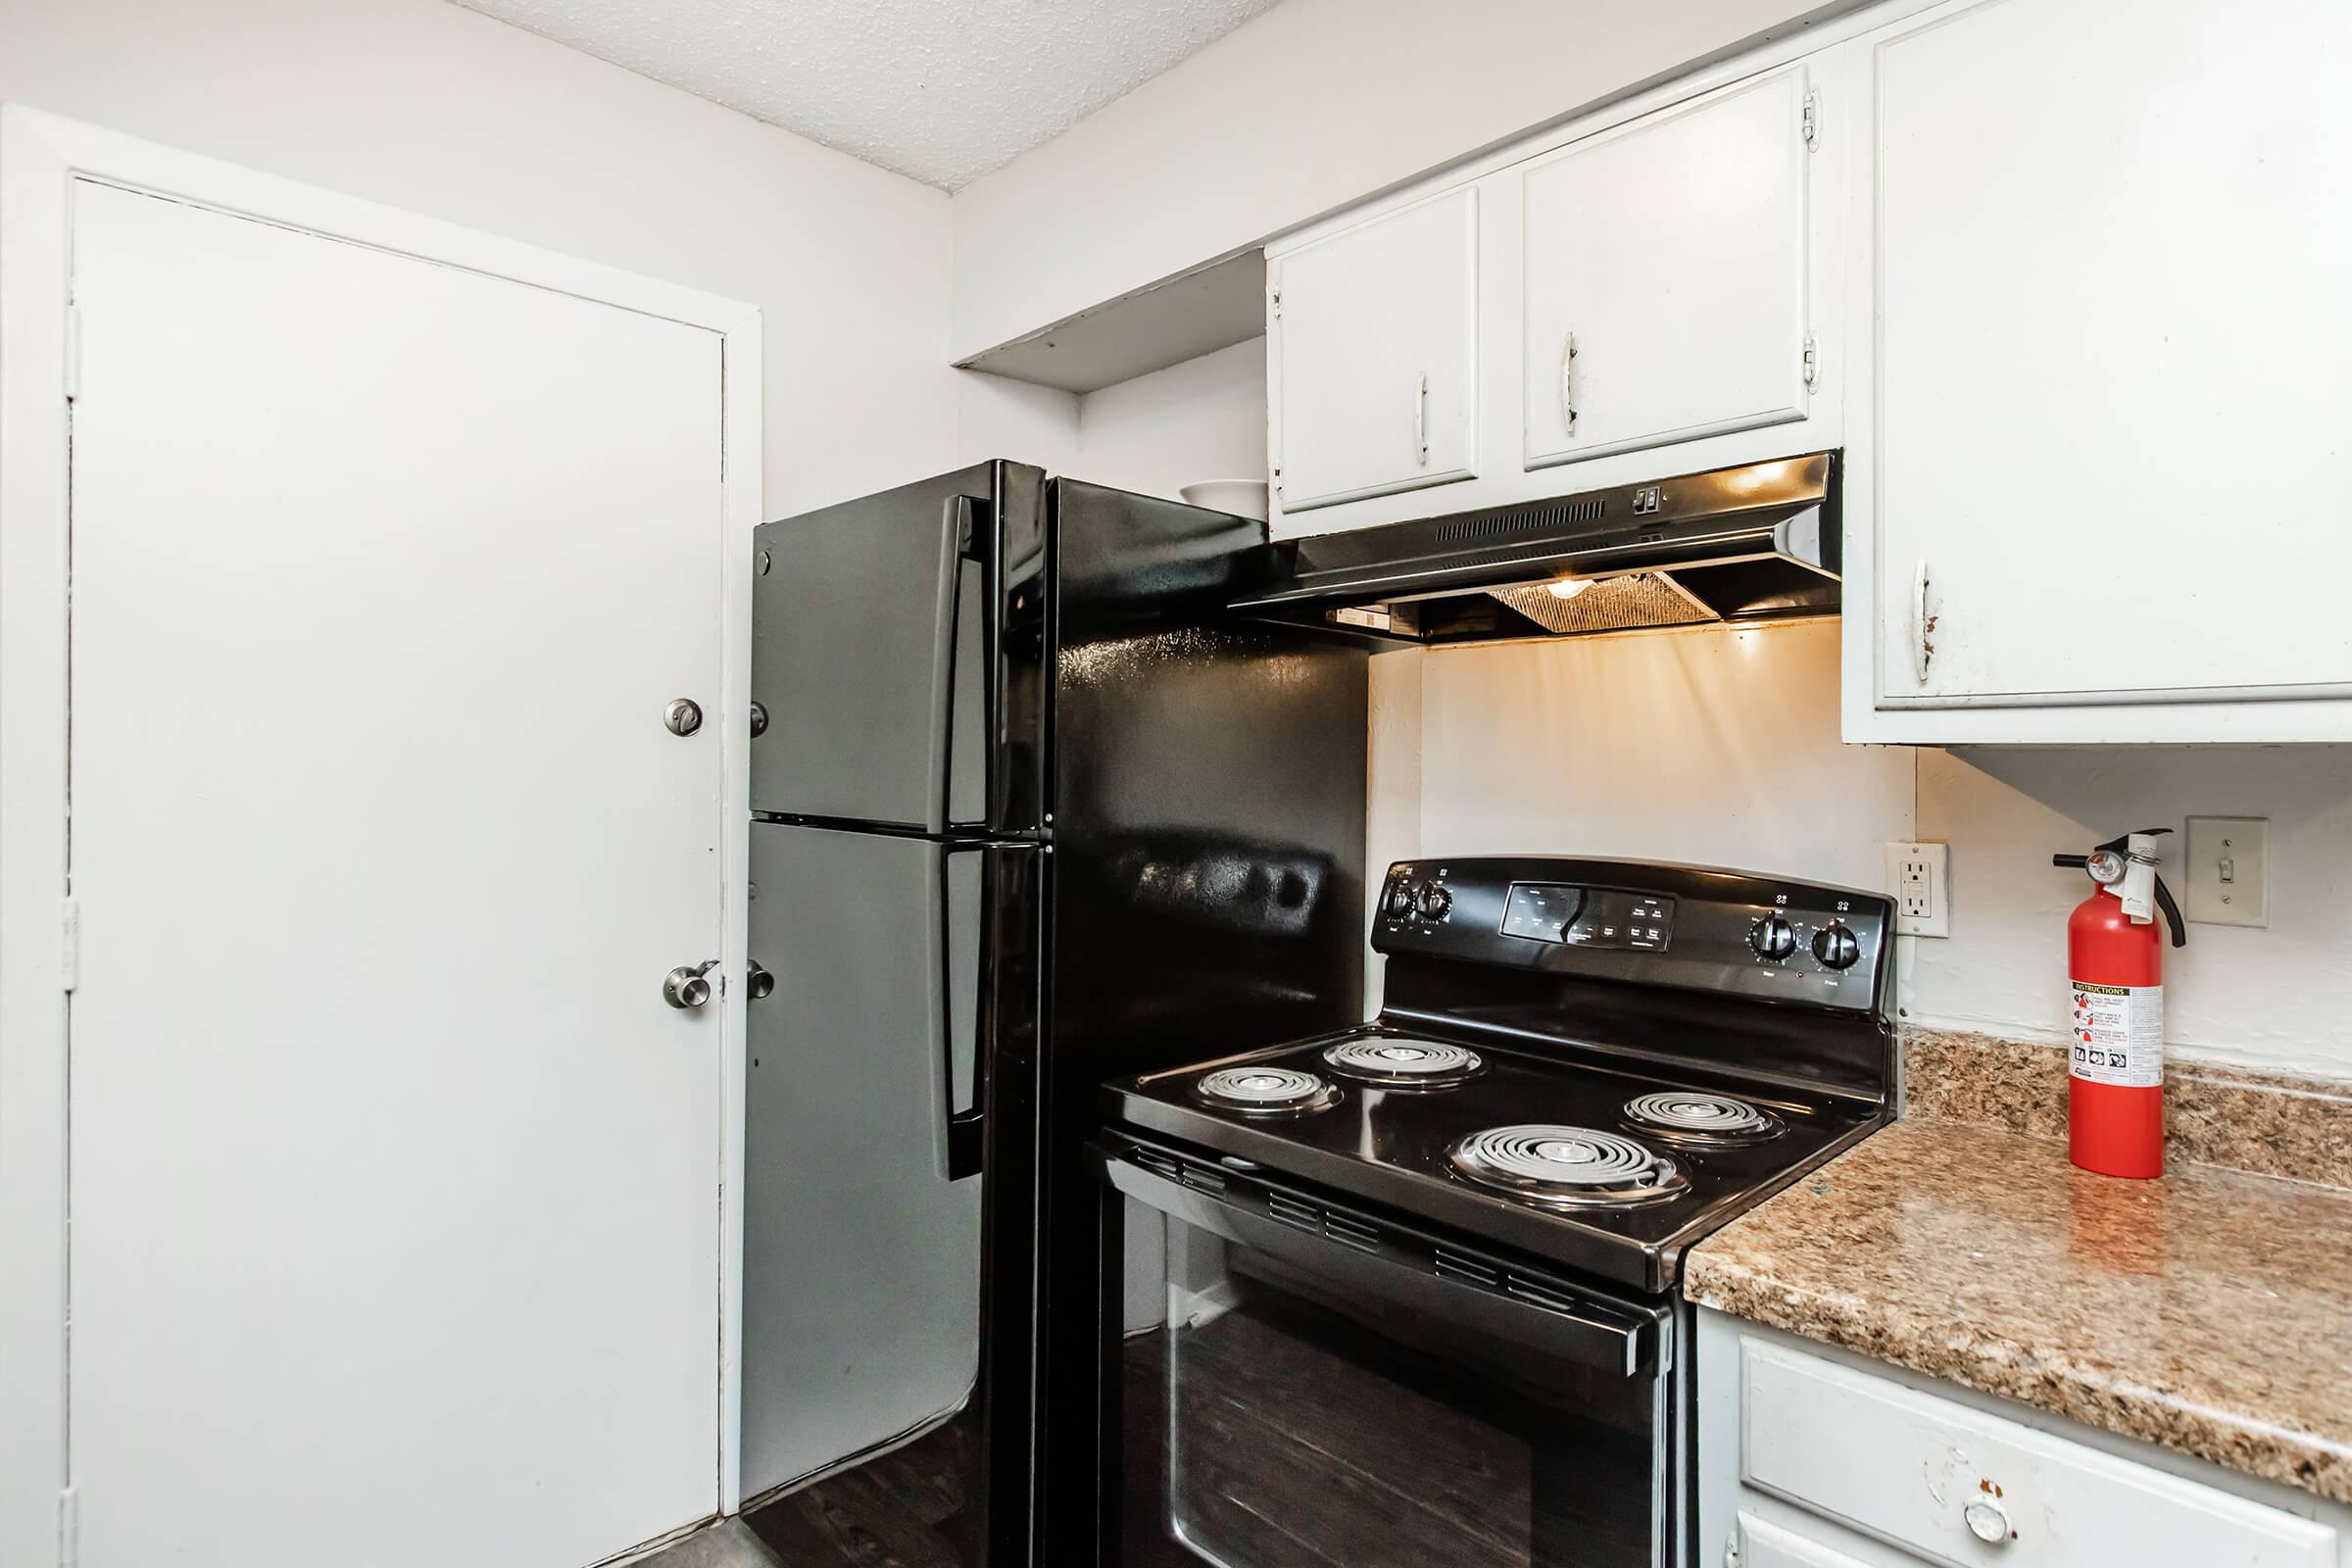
[1375,858,1896,1105]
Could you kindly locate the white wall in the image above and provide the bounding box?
[1398,624,2352,1082]
[1914,746,2352,1079]
[1,0,959,518]
[956,337,1265,497]
[1069,338,1265,498]
[950,0,1869,360]
[1416,621,1913,891]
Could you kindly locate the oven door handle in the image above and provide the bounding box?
[1101,1145,1662,1379]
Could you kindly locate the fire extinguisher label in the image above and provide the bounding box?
[2069,981,2164,1088]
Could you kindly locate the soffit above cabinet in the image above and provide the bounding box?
[955,251,1266,394]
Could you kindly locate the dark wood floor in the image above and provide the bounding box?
[744,1408,980,1568]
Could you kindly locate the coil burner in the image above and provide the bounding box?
[1320,1038,1486,1089]
[1193,1066,1340,1116]
[1447,1125,1689,1207]
[1621,1091,1783,1147]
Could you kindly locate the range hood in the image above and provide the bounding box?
[1233,453,1838,645]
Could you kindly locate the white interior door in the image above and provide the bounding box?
[1521,67,1812,467]
[66,180,725,1567]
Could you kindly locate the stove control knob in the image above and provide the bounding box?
[1748,912,1797,961]
[1415,882,1453,920]
[1811,920,1862,970]
[1384,878,1416,918]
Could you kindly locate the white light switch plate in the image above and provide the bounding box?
[2184,816,2268,927]
[1883,842,1949,938]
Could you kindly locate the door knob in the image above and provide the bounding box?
[662,962,717,1009]
[746,960,775,1001]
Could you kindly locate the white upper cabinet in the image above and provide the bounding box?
[1269,187,1479,514]
[1521,67,1815,469]
[1845,0,2352,740]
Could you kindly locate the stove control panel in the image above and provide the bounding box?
[1501,883,1675,951]
[1374,858,1893,1013]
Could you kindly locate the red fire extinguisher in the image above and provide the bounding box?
[2051,830,2184,1179]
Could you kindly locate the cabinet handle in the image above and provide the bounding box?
[1913,559,1935,684]
[1560,330,1579,435]
[1413,372,1430,466]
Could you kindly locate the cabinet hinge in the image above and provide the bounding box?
[59,1487,79,1568]
[1801,89,1820,150]
[1801,335,1819,390]
[63,304,81,403]
[1268,286,1282,321]
[59,899,79,993]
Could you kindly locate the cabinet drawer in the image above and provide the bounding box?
[1740,1512,1881,1568]
[1741,1340,2335,1568]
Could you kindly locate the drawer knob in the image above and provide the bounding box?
[1964,1497,2012,1544]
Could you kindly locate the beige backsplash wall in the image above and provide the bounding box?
[1058,339,2352,1083]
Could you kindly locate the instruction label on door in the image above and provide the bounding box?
[2069,982,2164,1088]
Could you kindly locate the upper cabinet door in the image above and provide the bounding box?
[1271,187,1479,513]
[1866,0,2352,710]
[1522,67,1813,469]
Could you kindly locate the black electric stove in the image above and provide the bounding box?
[1093,858,1897,1568]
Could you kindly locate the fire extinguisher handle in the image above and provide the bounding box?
[2151,873,2187,949]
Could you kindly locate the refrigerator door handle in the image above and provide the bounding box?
[937,840,993,1182]
[938,494,994,836]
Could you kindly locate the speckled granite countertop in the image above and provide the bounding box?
[1685,1117,2352,1502]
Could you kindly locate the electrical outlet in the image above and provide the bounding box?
[2184,816,2268,927]
[1883,842,1950,938]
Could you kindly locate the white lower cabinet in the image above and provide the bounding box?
[1738,1513,1879,1568]
[1700,1313,2350,1568]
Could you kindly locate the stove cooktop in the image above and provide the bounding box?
[1102,858,1897,1294]
[1104,1021,1884,1294]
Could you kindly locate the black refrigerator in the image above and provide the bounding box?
[740,461,1369,1565]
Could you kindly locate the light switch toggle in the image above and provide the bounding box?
[2184,816,2268,928]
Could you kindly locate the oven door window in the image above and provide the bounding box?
[1118,1202,1673,1568]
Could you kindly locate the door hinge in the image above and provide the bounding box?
[1802,89,1820,150]
[63,305,81,403]
[1802,335,1820,390]
[59,899,79,993]
[59,1487,79,1568]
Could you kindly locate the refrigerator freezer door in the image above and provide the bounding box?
[742,821,985,1500]
[751,462,1040,832]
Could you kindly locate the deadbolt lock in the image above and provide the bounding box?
[664,698,704,737]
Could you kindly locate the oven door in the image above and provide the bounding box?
[1096,1135,1682,1568]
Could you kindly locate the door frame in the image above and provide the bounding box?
[0,105,763,1565]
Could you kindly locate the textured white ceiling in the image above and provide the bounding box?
[453,0,1287,190]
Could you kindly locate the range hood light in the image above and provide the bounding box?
[1546,575,1594,601]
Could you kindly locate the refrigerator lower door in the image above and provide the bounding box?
[742,821,988,1508]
